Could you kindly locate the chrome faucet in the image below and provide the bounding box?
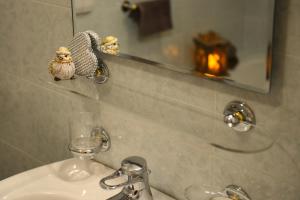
[100,156,153,200]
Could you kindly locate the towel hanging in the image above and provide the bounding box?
[122,0,173,37]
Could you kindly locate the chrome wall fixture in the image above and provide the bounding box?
[211,185,251,200]
[91,127,111,152]
[223,101,255,132]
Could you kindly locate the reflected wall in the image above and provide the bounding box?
[74,0,275,92]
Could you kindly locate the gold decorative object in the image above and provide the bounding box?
[121,0,138,12]
[48,47,75,81]
[194,31,238,77]
[100,36,120,55]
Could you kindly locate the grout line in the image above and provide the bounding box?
[112,82,217,119]
[283,53,300,61]
[273,51,300,63]
[210,153,299,188]
[1,70,82,102]
[31,0,71,9]
[0,138,44,165]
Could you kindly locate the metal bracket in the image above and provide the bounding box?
[91,127,111,152]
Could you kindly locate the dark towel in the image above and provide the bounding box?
[129,0,173,37]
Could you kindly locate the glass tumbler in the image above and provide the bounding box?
[69,112,109,159]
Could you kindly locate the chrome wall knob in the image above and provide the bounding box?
[223,101,255,132]
[224,114,240,128]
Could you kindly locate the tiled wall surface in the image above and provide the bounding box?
[0,0,300,200]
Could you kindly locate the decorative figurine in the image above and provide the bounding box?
[48,47,76,81]
[100,36,120,55]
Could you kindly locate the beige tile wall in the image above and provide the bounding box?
[0,0,299,200]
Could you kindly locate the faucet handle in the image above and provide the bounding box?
[121,156,148,176]
[100,156,149,190]
[99,168,143,190]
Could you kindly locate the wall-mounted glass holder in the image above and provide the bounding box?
[69,127,111,159]
[185,184,251,200]
[215,185,251,200]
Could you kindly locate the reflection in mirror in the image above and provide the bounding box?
[72,0,275,93]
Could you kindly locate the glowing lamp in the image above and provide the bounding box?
[194,31,238,77]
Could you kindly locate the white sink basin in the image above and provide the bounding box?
[0,159,174,200]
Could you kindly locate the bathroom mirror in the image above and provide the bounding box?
[72,0,275,93]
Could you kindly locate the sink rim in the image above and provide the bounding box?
[0,158,175,200]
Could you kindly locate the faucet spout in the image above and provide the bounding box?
[100,156,153,200]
